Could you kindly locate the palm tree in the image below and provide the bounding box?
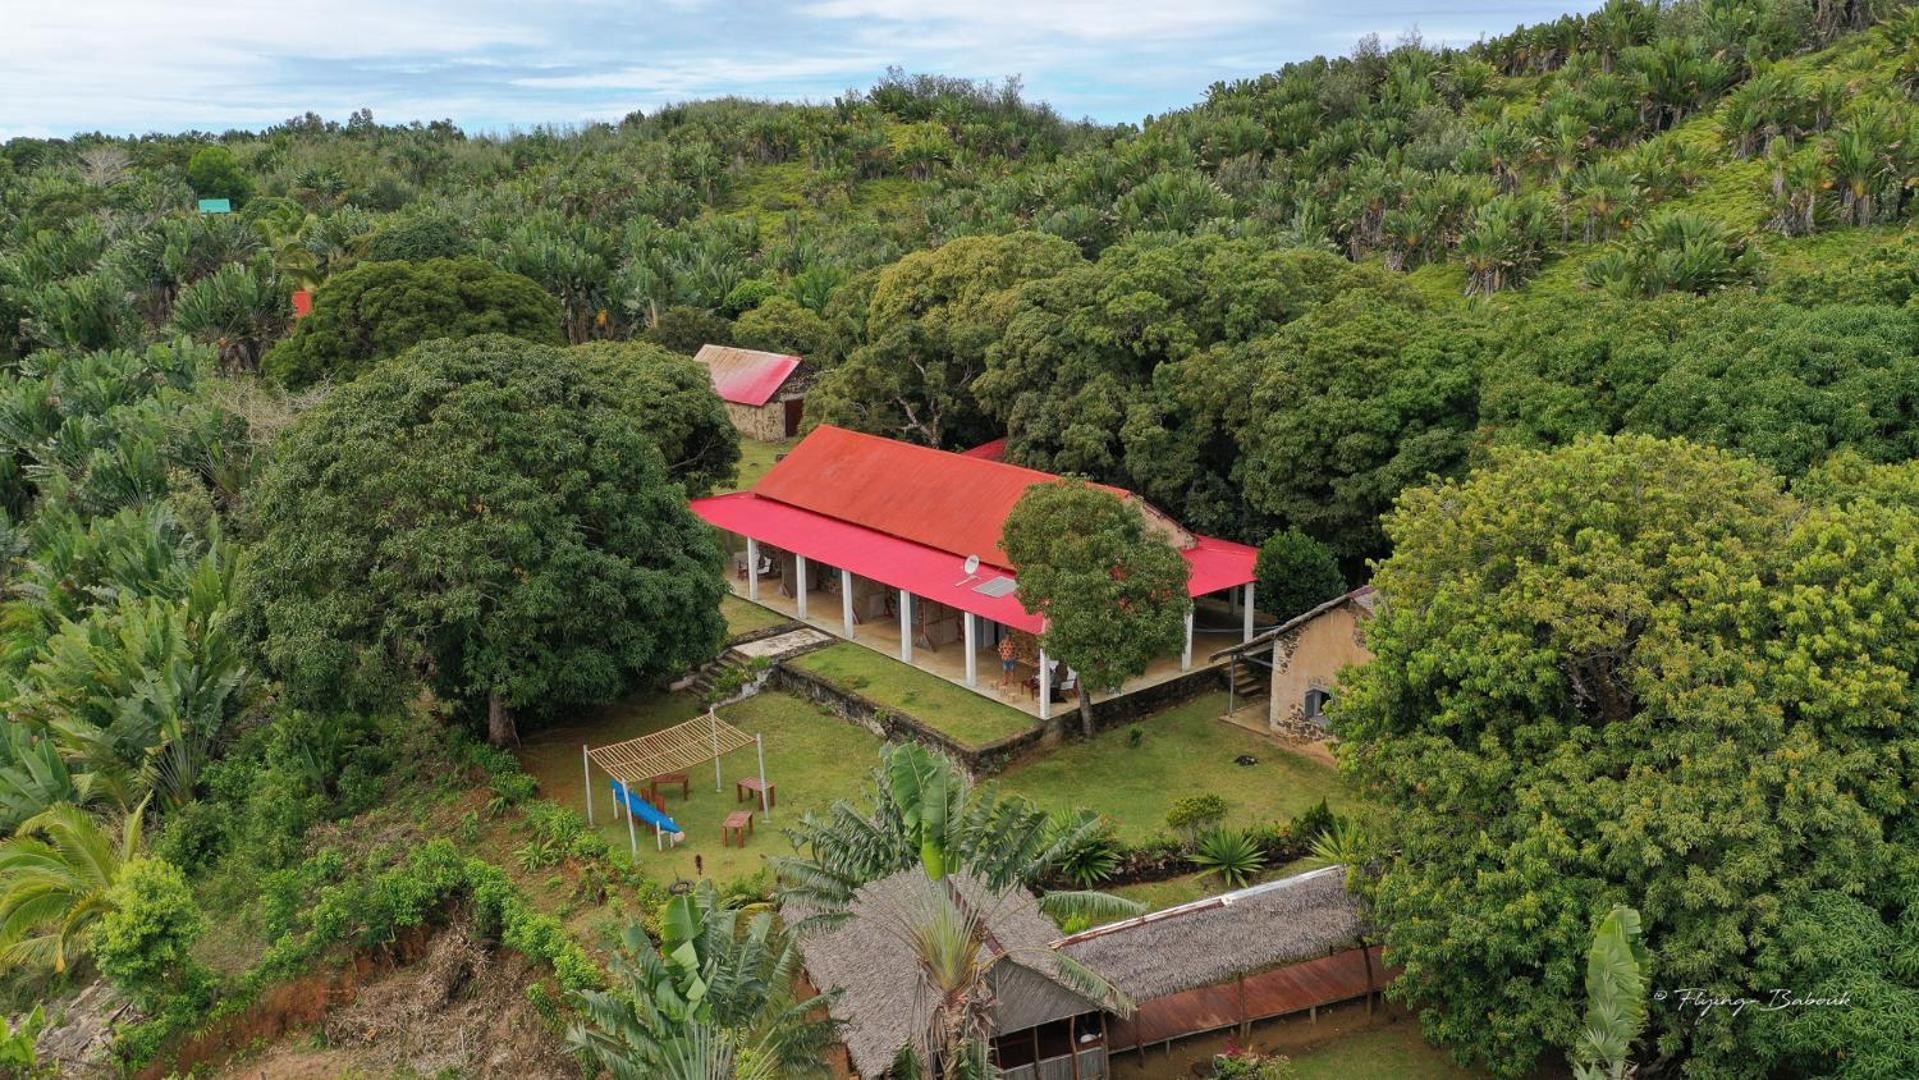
[0,801,143,974]
[881,871,1130,1080]
[776,744,1143,930]
[567,881,838,1080]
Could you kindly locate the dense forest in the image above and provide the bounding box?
[4,0,1919,1075]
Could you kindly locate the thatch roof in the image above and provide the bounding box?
[793,870,1102,1078]
[1054,867,1364,1002]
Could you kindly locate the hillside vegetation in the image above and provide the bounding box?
[4,0,1919,1076]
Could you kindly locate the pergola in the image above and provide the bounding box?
[582,711,770,853]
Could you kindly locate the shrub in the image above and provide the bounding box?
[1166,793,1229,841]
[1051,815,1123,888]
[1192,828,1266,889]
[93,859,209,1009]
[642,305,732,354]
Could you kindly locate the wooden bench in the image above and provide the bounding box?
[722,810,755,848]
[736,776,776,811]
[649,772,690,800]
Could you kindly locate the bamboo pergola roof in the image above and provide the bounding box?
[588,711,755,786]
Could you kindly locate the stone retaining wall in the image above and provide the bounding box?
[769,664,1047,778]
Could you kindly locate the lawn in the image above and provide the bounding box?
[998,692,1360,842]
[1110,1004,1484,1080]
[786,641,1039,749]
[722,594,790,637]
[730,436,796,492]
[1285,1026,1485,1080]
[518,689,884,886]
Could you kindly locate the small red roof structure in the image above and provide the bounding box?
[959,437,1008,460]
[689,426,1257,631]
[693,345,802,408]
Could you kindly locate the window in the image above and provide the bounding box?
[1304,688,1333,721]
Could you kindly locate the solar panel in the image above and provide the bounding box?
[973,577,1018,597]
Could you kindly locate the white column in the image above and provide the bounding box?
[1038,648,1052,721]
[841,569,855,638]
[582,746,594,825]
[756,733,770,818]
[746,537,761,601]
[1181,609,1194,671]
[1243,583,1256,643]
[712,711,722,792]
[898,589,914,663]
[794,554,809,619]
[963,613,978,686]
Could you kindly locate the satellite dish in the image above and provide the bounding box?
[956,554,982,587]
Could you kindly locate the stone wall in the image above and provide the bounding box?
[1086,666,1230,733]
[723,398,798,442]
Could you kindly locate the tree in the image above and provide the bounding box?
[1572,905,1650,1080]
[1338,435,1919,1076]
[732,294,835,362]
[0,802,144,975]
[569,341,741,497]
[241,334,727,745]
[568,881,837,1080]
[807,232,1082,448]
[1233,287,1481,560]
[1001,481,1190,738]
[185,146,251,205]
[1254,529,1347,623]
[776,743,1141,928]
[261,257,562,388]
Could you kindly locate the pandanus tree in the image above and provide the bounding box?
[776,743,1142,929]
[568,881,838,1080]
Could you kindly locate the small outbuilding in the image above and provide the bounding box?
[1213,585,1376,740]
[693,344,808,440]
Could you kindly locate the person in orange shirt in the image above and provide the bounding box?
[996,634,1018,691]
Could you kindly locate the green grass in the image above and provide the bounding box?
[998,693,1359,843]
[730,436,796,492]
[786,641,1039,749]
[517,689,884,886]
[1285,1025,1484,1080]
[722,594,790,637]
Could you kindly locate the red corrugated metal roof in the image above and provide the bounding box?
[690,492,1255,632]
[960,437,1008,460]
[691,491,1045,633]
[753,426,1137,567]
[694,345,802,407]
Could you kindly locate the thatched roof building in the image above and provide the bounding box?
[794,870,1106,1079]
[1055,866,1365,1002]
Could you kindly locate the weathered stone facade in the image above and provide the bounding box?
[1265,589,1375,739]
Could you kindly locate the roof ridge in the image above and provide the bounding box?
[1050,865,1349,949]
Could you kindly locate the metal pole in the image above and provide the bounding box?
[756,733,770,818]
[583,745,594,825]
[712,711,722,792]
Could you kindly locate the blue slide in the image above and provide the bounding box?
[611,780,685,838]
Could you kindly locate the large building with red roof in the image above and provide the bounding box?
[689,425,1260,722]
[693,344,809,440]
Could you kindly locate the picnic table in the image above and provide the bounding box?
[736,776,776,810]
[649,772,690,800]
[722,810,755,847]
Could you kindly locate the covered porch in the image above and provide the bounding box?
[712,521,1256,723]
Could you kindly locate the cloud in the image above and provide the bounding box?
[0,0,1598,138]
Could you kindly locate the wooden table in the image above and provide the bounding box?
[722,810,755,847]
[736,776,776,810]
[649,772,690,800]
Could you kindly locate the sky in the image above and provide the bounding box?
[0,1,1596,140]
